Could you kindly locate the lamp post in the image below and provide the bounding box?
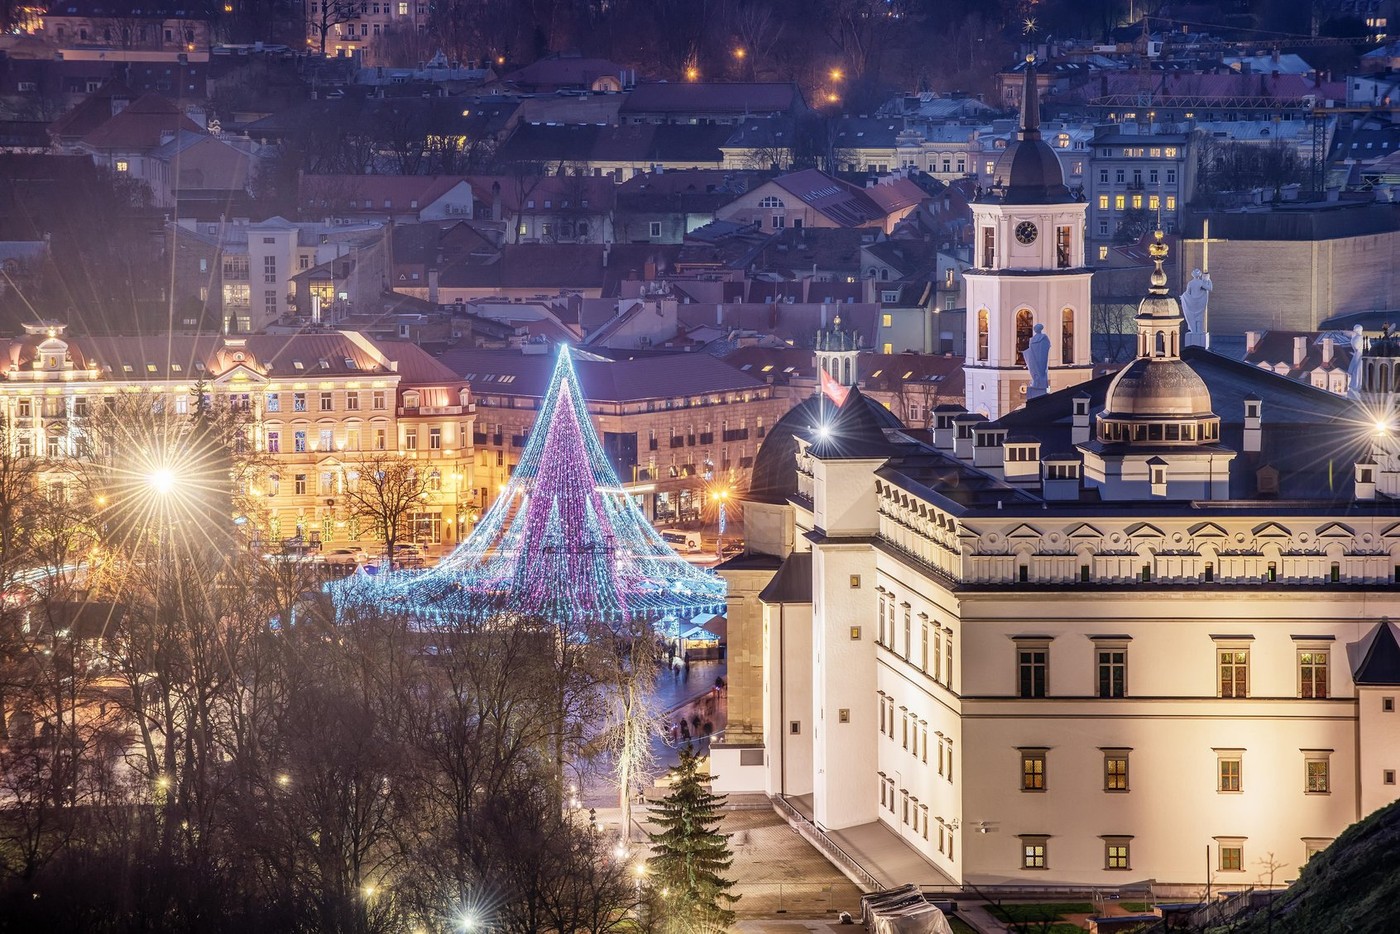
[712,487,729,557]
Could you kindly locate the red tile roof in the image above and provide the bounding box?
[78,93,204,152]
[771,169,886,227]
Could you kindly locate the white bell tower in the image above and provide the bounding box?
[964,56,1094,420]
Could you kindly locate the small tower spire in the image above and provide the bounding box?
[1020,54,1041,140]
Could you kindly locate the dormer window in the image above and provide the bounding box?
[293,360,304,371]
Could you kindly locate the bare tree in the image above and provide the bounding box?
[341,452,432,562]
[310,0,357,56]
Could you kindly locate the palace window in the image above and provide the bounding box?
[1219,649,1249,698]
[1098,648,1126,698]
[1218,840,1244,872]
[1018,645,1048,698]
[1305,753,1331,794]
[1299,650,1329,698]
[1105,839,1131,870]
[1104,750,1130,791]
[1021,836,1048,870]
[1218,754,1243,793]
[1020,748,1047,791]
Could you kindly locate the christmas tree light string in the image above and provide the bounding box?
[328,345,728,630]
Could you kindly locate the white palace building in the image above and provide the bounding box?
[713,64,1400,890]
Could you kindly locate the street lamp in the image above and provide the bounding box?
[148,467,176,496]
[711,487,730,556]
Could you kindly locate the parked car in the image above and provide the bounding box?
[322,548,367,567]
[660,529,702,553]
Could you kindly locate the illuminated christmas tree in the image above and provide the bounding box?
[330,346,726,628]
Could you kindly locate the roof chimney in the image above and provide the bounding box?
[1293,335,1308,368]
[1246,330,1261,354]
[1322,337,1334,365]
[1071,393,1091,444]
[1243,396,1262,454]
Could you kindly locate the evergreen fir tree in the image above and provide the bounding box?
[645,745,738,934]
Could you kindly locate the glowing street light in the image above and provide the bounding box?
[459,911,480,932]
[733,47,746,60]
[830,68,844,81]
[148,468,176,495]
[685,66,699,81]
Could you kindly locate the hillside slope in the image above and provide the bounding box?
[1225,799,1400,933]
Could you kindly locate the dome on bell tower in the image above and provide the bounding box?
[989,56,1071,205]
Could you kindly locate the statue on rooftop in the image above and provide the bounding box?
[1180,268,1212,343]
[1024,322,1051,397]
[1348,324,1366,399]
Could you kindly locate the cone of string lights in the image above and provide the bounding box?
[328,346,727,629]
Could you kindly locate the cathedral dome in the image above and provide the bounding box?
[1095,231,1222,446]
[748,388,904,503]
[1102,357,1214,419]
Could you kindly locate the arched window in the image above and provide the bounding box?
[1155,331,1166,357]
[843,357,852,385]
[1014,309,1034,366]
[977,309,989,362]
[758,195,785,208]
[1061,308,1075,364]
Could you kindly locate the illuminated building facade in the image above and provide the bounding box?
[714,222,1400,891]
[0,324,474,552]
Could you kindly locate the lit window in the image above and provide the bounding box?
[882,313,892,327]
[1097,194,1109,210]
[1105,839,1131,870]
[1098,245,1109,260]
[1020,749,1047,791]
[1104,751,1129,791]
[1305,754,1331,794]
[1114,195,1125,210]
[1021,837,1048,870]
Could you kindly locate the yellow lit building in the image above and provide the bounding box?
[0,323,475,553]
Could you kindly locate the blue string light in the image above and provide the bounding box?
[329,346,728,629]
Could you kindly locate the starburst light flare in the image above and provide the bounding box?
[329,346,727,627]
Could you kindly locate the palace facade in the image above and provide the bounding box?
[714,62,1400,890]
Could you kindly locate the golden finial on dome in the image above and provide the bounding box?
[1148,228,1168,292]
